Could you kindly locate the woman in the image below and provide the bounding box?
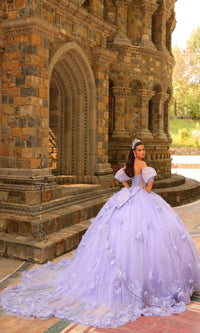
[1,139,200,328]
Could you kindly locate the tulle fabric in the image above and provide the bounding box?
[1,167,200,328]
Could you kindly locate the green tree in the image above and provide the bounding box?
[172,26,200,119]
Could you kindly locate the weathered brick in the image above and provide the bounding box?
[1,94,8,103]
[21,87,39,97]
[21,65,41,76]
[15,76,26,86]
[11,127,22,137]
[19,117,26,127]
[15,138,25,147]
[26,136,42,147]
[19,7,34,17]
[22,45,37,55]
[27,116,41,127]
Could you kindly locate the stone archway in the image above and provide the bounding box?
[49,42,96,179]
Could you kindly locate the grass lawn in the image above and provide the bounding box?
[169,118,200,147]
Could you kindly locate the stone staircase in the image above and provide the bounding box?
[0,185,119,264]
[0,174,200,264]
[154,174,200,206]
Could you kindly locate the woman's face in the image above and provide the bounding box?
[134,144,145,159]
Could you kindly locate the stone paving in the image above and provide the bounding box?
[171,155,200,182]
[0,199,200,333]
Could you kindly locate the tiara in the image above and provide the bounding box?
[132,139,142,150]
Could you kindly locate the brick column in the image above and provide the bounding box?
[0,31,50,176]
[140,0,158,50]
[92,47,116,184]
[151,92,169,139]
[166,15,176,55]
[136,89,155,139]
[114,0,132,46]
[153,9,170,53]
[111,87,130,139]
[0,8,5,52]
[164,93,173,139]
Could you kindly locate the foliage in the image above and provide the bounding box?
[178,128,189,142]
[172,26,200,118]
[169,118,200,147]
[192,129,200,146]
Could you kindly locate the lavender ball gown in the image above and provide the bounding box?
[1,167,200,328]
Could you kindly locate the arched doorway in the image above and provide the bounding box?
[49,42,96,179]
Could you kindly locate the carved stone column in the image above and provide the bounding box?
[166,14,176,55]
[111,87,131,139]
[86,0,104,18]
[136,89,155,139]
[92,47,116,185]
[164,94,173,139]
[0,8,5,52]
[140,0,158,50]
[154,9,171,53]
[151,92,169,139]
[113,0,132,46]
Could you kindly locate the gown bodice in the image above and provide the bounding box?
[131,173,146,188]
[115,166,157,188]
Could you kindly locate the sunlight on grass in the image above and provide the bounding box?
[169,119,200,147]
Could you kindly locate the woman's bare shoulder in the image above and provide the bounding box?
[140,160,147,168]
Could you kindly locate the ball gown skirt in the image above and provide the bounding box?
[0,167,200,328]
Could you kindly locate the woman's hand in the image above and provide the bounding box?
[141,181,153,193]
[143,186,151,193]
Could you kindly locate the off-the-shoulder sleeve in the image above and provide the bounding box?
[142,166,157,183]
[115,168,131,182]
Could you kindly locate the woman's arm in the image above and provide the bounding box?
[122,181,130,189]
[143,181,153,193]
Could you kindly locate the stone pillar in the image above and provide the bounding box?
[136,89,155,139]
[164,94,173,139]
[151,92,169,139]
[154,9,171,53]
[0,19,60,210]
[0,31,50,176]
[114,0,132,46]
[140,0,158,50]
[0,8,5,52]
[87,0,104,18]
[166,15,176,55]
[92,47,116,185]
[111,87,131,139]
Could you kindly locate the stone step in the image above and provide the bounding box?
[153,174,185,189]
[60,184,101,196]
[0,220,92,264]
[154,178,200,206]
[56,175,98,185]
[0,185,118,216]
[0,192,115,238]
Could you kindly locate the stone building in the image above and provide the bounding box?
[2,0,199,263]
[0,0,176,185]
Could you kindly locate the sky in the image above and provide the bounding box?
[172,0,200,48]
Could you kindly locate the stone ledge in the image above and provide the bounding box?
[0,186,119,215]
[153,174,185,189]
[0,190,118,238]
[0,219,92,263]
[154,178,200,207]
[0,168,51,177]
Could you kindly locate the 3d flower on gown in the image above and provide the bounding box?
[0,167,200,328]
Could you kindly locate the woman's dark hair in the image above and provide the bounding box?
[124,141,143,177]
